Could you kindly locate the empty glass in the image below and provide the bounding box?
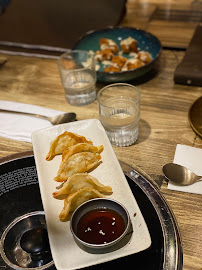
[97,83,141,147]
[58,50,97,106]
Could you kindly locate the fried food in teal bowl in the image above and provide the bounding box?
[73,27,162,82]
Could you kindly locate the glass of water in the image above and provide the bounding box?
[58,50,97,106]
[97,83,141,147]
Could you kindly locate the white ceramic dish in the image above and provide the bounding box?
[32,119,151,270]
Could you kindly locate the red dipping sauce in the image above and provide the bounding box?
[76,209,126,245]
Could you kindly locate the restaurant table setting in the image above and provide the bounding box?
[0,92,183,269]
[0,1,202,270]
[0,93,184,270]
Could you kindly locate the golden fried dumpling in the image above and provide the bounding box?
[46,131,92,161]
[53,173,112,198]
[62,143,103,161]
[54,152,101,182]
[59,187,104,221]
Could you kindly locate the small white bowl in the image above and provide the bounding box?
[70,198,131,249]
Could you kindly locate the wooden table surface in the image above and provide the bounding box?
[0,1,202,270]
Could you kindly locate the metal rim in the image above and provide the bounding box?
[0,211,54,270]
[119,160,183,270]
[70,197,131,249]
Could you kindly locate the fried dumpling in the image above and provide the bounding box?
[54,152,101,182]
[62,143,103,161]
[59,187,104,221]
[46,131,92,161]
[53,173,112,198]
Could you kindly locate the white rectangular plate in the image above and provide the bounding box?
[32,119,151,270]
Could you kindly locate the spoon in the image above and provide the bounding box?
[162,163,202,186]
[20,227,51,261]
[0,108,76,125]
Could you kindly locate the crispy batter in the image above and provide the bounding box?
[46,131,92,161]
[46,131,113,222]
[104,65,121,72]
[54,152,102,182]
[138,51,152,64]
[53,173,112,198]
[95,48,114,61]
[94,36,152,73]
[123,59,144,70]
[59,187,104,221]
[121,42,138,53]
[120,37,138,53]
[99,38,119,54]
[62,143,103,161]
[112,55,127,68]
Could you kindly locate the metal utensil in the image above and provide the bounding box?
[0,109,76,125]
[163,163,202,186]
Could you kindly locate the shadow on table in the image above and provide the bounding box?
[136,119,151,145]
[131,67,159,86]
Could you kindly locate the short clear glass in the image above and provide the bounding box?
[58,50,97,106]
[97,83,141,147]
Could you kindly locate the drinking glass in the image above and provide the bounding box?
[97,83,141,147]
[58,50,97,106]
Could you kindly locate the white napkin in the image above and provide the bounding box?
[168,144,202,195]
[0,100,65,143]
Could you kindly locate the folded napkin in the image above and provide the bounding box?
[168,144,202,195]
[0,101,64,142]
[174,23,202,86]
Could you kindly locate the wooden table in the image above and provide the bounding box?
[0,1,202,270]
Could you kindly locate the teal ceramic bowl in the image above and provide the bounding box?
[73,26,162,83]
